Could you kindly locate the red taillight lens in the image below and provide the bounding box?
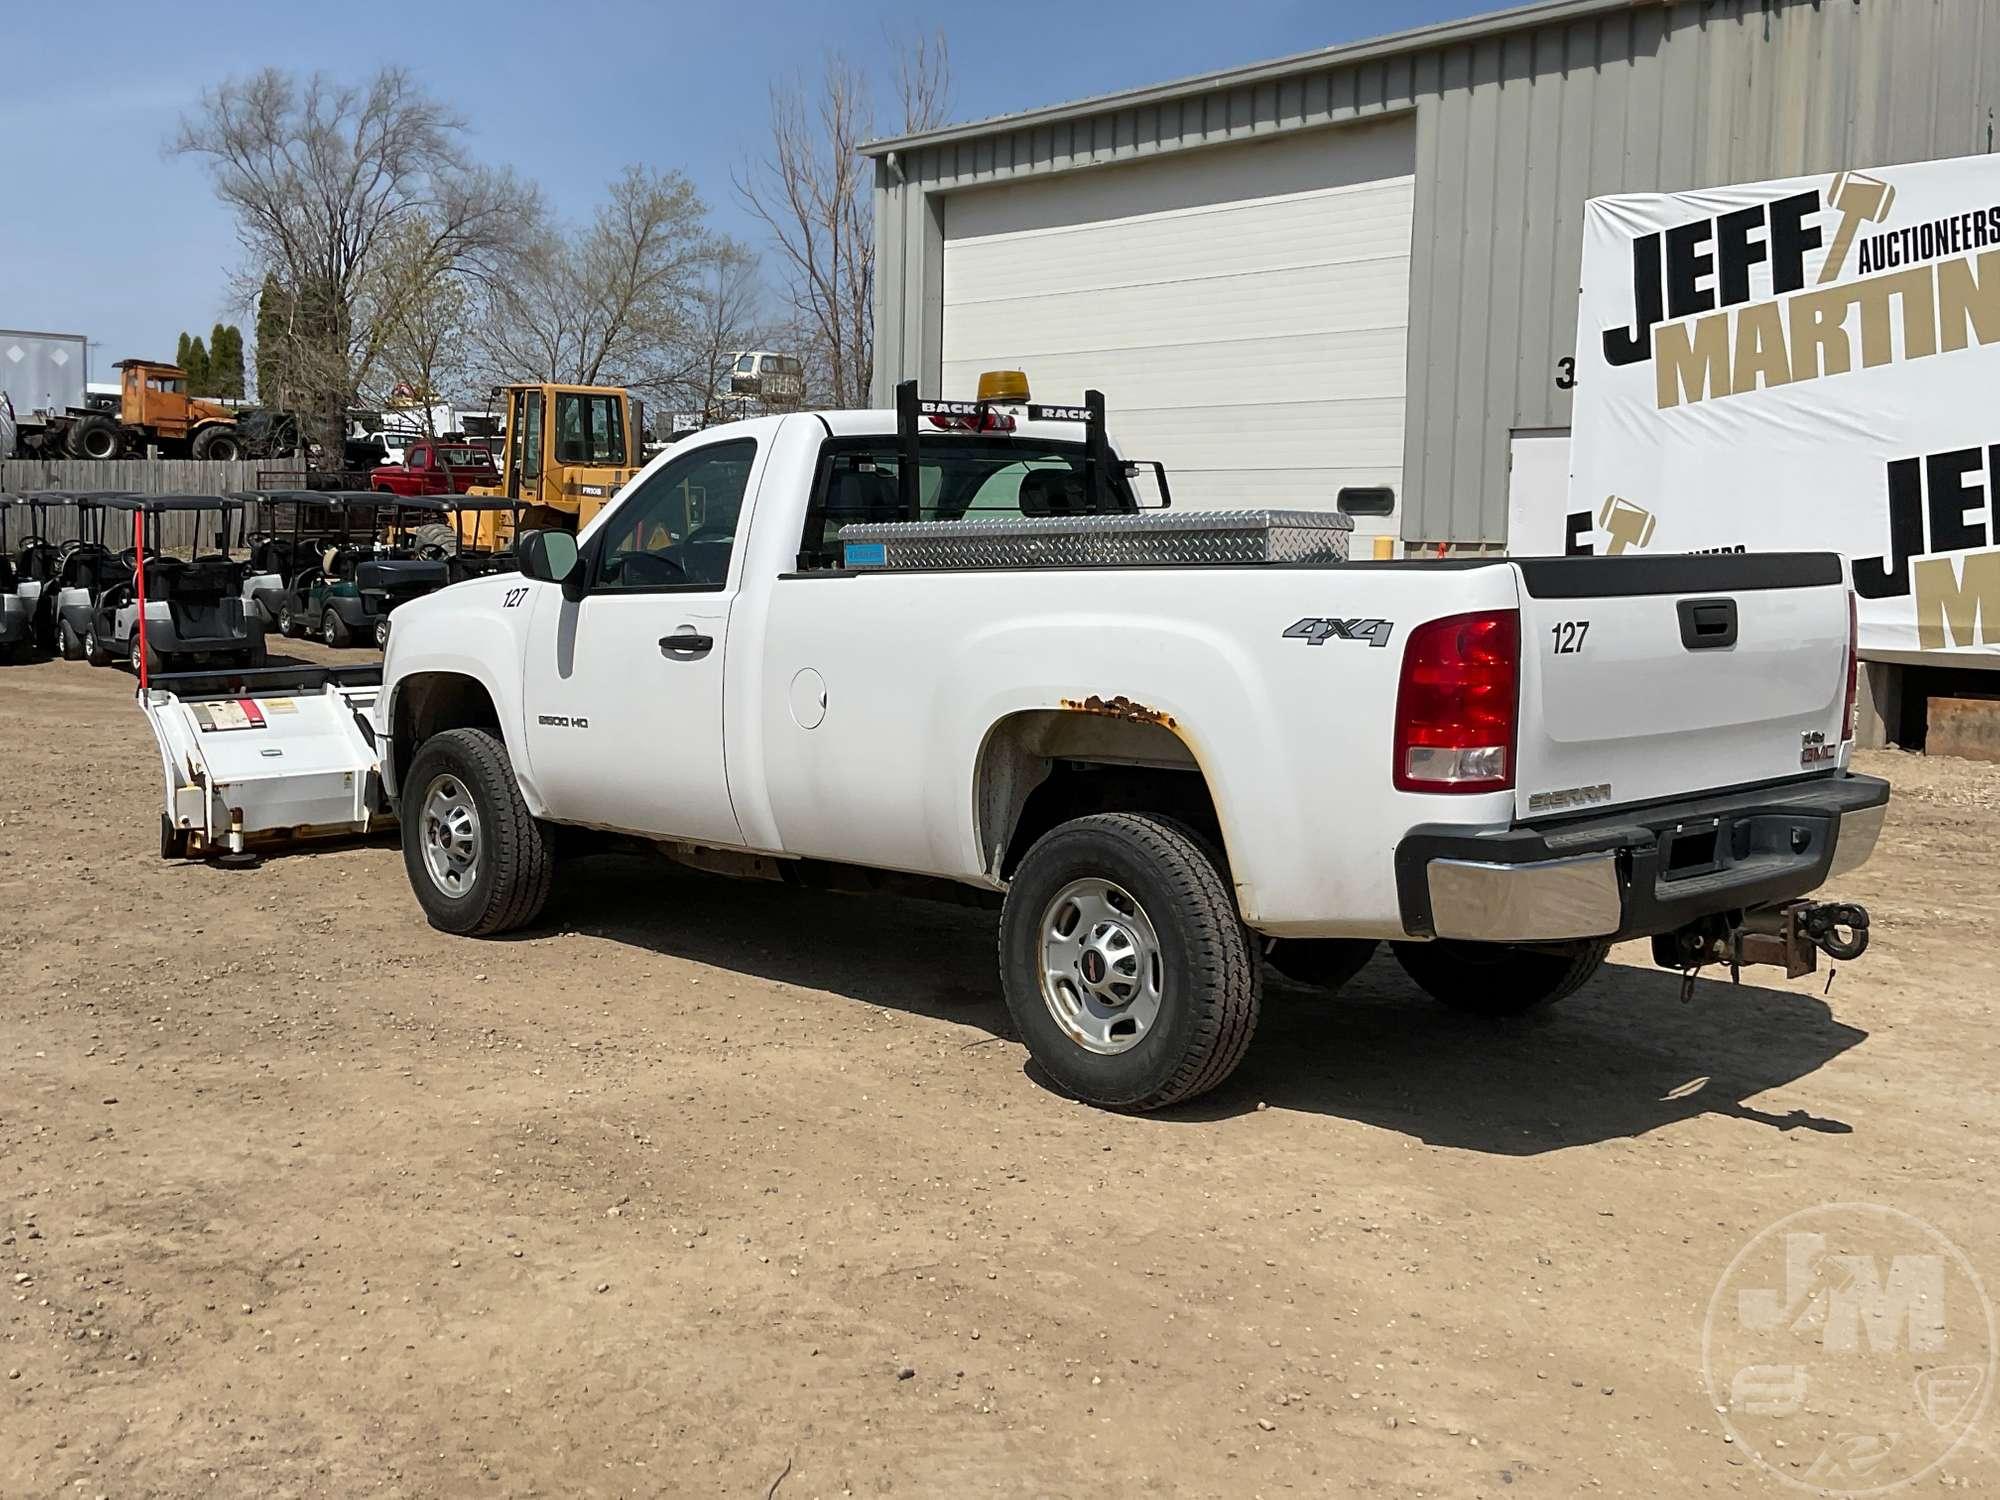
[1841,588,1859,742]
[928,410,1015,433]
[1394,610,1519,794]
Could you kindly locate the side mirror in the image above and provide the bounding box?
[517,528,581,597]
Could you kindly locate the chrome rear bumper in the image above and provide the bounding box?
[1400,772,1891,944]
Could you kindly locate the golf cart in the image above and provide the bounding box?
[0,495,37,661]
[234,489,346,633]
[30,492,138,661]
[262,491,452,650]
[424,493,527,582]
[82,495,267,673]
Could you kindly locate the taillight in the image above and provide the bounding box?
[1841,588,1859,742]
[1394,610,1519,794]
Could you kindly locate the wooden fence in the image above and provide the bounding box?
[1,459,306,554]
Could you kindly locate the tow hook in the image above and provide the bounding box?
[1653,899,1872,999]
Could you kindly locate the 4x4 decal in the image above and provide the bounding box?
[1283,617,1395,648]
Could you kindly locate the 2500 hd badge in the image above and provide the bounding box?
[537,714,589,729]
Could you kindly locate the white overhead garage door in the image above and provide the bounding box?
[941,116,1415,542]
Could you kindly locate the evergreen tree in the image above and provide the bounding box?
[185,336,211,396]
[210,323,246,398]
[176,330,192,371]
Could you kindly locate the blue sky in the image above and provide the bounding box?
[3,0,1484,381]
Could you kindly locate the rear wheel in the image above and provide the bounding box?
[321,607,351,648]
[130,633,165,677]
[1390,939,1610,1017]
[277,602,297,638]
[58,619,83,661]
[998,812,1260,1111]
[190,424,242,461]
[66,413,121,460]
[1266,938,1379,992]
[402,728,555,937]
[373,617,390,649]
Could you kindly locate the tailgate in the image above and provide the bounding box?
[1511,554,1851,820]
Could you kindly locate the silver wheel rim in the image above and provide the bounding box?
[375,620,389,646]
[279,607,291,634]
[1038,877,1164,1055]
[419,774,481,897]
[323,614,336,645]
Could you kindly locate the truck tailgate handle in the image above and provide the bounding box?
[659,631,714,659]
[1677,597,1738,650]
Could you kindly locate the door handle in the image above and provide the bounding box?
[659,631,713,658]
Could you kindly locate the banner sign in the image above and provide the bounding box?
[1514,155,2000,660]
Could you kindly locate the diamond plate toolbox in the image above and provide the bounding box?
[837,509,1354,571]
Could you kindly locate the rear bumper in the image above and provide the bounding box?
[1395,773,1891,943]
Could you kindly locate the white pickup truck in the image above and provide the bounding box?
[140,379,1887,1110]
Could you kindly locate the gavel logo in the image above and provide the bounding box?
[1818,170,1896,285]
[1598,495,1657,555]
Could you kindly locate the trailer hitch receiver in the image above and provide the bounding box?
[1653,898,1872,992]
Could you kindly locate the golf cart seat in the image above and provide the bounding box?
[16,541,60,584]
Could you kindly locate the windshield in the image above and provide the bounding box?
[800,438,1138,568]
[553,393,626,466]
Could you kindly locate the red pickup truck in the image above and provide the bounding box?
[370,441,499,497]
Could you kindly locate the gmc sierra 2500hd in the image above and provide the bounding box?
[140,375,1886,1110]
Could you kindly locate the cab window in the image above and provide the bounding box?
[594,438,756,591]
[799,439,1135,569]
[554,393,626,464]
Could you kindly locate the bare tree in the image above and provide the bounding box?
[678,239,768,422]
[474,166,714,401]
[360,216,480,432]
[738,36,949,409]
[174,67,538,458]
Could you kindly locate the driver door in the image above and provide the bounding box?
[521,436,760,845]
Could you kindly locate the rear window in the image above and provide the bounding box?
[436,446,492,468]
[798,437,1138,569]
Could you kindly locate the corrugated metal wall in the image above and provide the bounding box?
[872,0,2000,547]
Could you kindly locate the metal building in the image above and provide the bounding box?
[865,0,2000,553]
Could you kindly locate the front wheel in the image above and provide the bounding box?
[998,812,1260,1111]
[401,728,554,937]
[1390,939,1610,1017]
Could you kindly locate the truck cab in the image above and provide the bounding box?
[371,440,500,498]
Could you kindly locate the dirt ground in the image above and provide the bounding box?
[3,644,1998,1500]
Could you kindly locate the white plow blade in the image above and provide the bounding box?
[140,671,391,856]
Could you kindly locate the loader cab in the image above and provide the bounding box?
[469,383,642,546]
[84,495,265,673]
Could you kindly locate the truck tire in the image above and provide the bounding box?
[67,414,121,460]
[1390,939,1610,1018]
[1266,938,1378,992]
[998,812,1261,1111]
[401,728,554,937]
[321,607,352,648]
[190,424,242,461]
